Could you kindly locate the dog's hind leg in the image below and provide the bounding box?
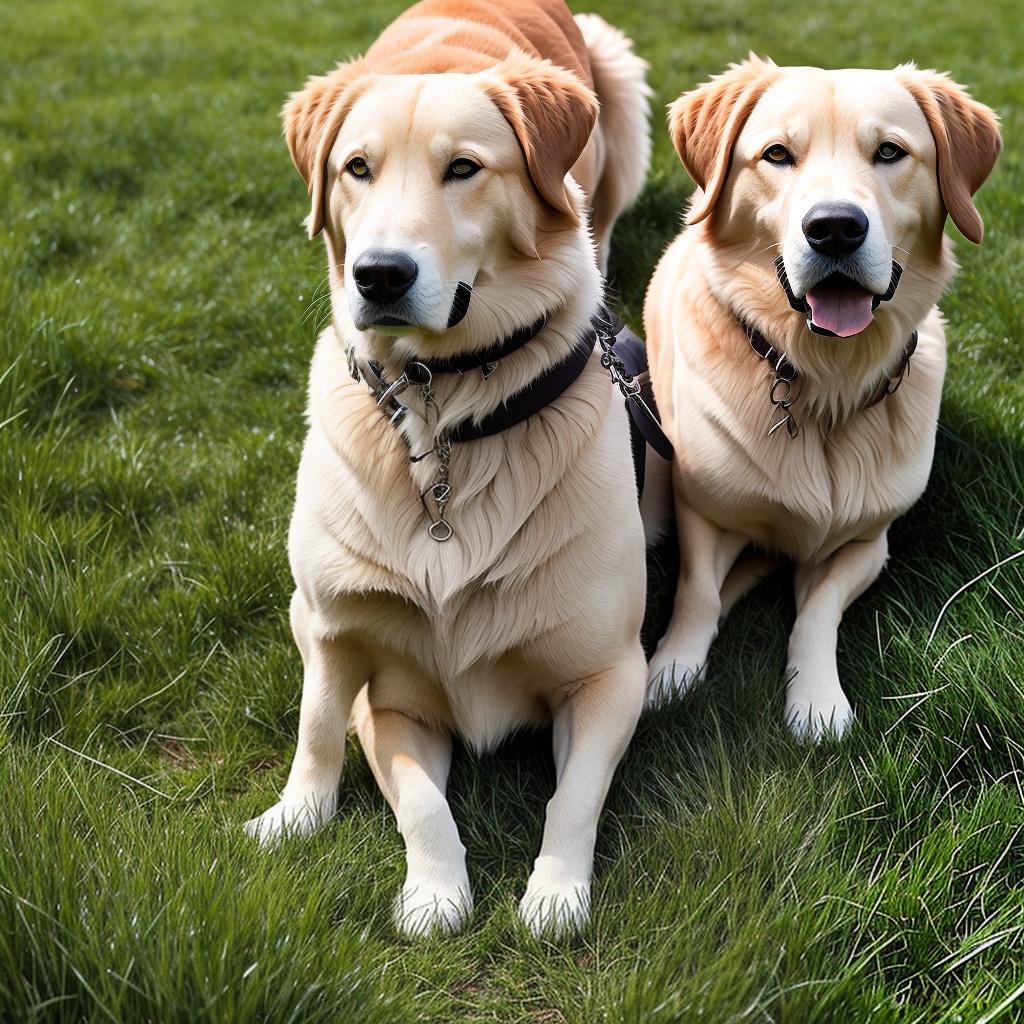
[353,691,471,937]
[647,500,747,706]
[786,531,890,742]
[245,590,367,842]
[518,641,645,936]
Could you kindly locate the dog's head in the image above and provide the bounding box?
[283,52,597,339]
[669,57,1001,338]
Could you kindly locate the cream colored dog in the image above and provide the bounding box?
[645,58,1001,739]
[244,0,652,937]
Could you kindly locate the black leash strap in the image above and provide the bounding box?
[593,308,674,494]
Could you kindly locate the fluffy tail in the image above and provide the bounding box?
[575,13,652,270]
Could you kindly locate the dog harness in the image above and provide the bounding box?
[345,307,672,541]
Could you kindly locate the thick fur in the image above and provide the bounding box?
[245,0,652,939]
[645,59,1001,739]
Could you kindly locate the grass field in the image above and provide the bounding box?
[2,0,1023,1020]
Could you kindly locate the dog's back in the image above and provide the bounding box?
[362,0,593,85]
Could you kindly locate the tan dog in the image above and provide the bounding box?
[645,58,1001,738]
[245,0,652,937]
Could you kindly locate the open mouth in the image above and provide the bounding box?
[774,258,903,339]
[374,315,409,327]
[804,272,877,338]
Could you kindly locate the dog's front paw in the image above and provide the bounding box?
[394,873,472,937]
[518,858,590,937]
[243,795,334,844]
[785,690,854,742]
[645,649,705,708]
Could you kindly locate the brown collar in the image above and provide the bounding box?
[743,322,919,438]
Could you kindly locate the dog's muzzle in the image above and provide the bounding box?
[775,256,903,338]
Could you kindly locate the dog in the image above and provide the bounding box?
[244,0,652,937]
[644,57,1001,739]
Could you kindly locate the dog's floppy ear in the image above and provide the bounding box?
[897,66,1001,244]
[669,54,779,224]
[484,51,599,220]
[283,59,370,239]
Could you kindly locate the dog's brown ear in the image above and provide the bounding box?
[283,59,369,238]
[897,67,1001,244]
[669,54,779,224]
[484,51,599,220]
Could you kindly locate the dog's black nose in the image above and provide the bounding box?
[801,202,869,257]
[351,250,419,303]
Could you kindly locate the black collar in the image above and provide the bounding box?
[744,320,919,438]
[446,331,594,443]
[410,313,548,378]
[347,311,595,444]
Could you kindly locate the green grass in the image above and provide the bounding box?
[1,0,1022,1020]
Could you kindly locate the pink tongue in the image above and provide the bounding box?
[805,281,875,337]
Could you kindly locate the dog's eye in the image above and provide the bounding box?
[445,158,482,181]
[875,141,907,163]
[346,157,371,180]
[762,144,794,166]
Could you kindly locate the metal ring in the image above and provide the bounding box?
[770,376,793,406]
[428,519,454,543]
[376,376,409,406]
[405,361,432,387]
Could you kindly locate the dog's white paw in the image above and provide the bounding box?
[518,859,590,937]
[243,796,333,844]
[394,874,472,937]
[785,691,854,742]
[645,650,705,708]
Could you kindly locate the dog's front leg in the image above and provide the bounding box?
[647,499,747,705]
[245,591,366,842]
[786,530,890,741]
[519,643,646,936]
[351,688,471,937]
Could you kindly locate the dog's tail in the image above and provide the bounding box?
[575,13,652,269]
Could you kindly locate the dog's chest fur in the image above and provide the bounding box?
[673,314,948,562]
[288,329,645,741]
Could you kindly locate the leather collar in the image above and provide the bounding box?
[346,311,595,443]
[410,314,548,378]
[446,332,594,443]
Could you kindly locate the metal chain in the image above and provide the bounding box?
[421,435,453,542]
[766,375,800,438]
[745,330,801,439]
[348,348,456,542]
[595,317,664,431]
